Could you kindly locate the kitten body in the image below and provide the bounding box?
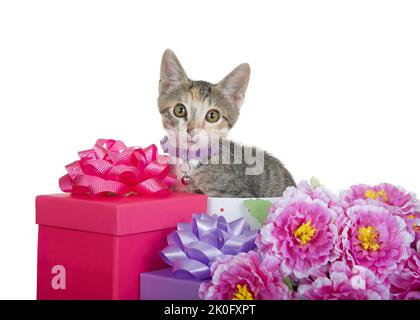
[168,140,295,197]
[158,49,295,198]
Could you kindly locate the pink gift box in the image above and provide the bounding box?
[36,192,207,300]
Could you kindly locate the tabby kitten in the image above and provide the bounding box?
[158,49,295,197]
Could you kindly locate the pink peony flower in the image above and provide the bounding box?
[274,181,347,234]
[298,261,390,300]
[272,180,343,218]
[341,183,420,243]
[404,212,420,245]
[198,252,291,300]
[257,183,340,279]
[389,249,420,300]
[341,183,414,208]
[339,204,413,279]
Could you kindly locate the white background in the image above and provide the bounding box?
[0,1,419,299]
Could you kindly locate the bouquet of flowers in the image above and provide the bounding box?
[199,179,419,300]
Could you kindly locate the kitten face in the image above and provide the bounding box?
[158,49,250,150]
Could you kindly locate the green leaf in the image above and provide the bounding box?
[310,176,321,189]
[243,199,272,225]
[282,276,296,292]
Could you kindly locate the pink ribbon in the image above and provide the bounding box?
[59,139,176,196]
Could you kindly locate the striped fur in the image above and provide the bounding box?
[156,49,295,197]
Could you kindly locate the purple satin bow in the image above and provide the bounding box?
[160,214,257,280]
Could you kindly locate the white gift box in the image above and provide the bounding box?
[207,197,278,229]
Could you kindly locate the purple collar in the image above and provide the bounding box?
[160,136,219,161]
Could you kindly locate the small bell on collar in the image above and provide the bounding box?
[181,174,192,185]
[179,160,192,186]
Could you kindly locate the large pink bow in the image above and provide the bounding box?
[59,139,176,196]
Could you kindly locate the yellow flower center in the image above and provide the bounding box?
[407,214,419,232]
[365,189,377,199]
[232,284,254,300]
[294,221,316,245]
[365,189,388,202]
[358,226,380,251]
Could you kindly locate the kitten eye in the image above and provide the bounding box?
[173,104,187,118]
[205,110,220,123]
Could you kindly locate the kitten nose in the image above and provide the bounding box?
[187,127,199,142]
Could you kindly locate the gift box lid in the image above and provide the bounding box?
[36,192,208,236]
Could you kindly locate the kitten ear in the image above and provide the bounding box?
[159,49,188,94]
[217,63,250,110]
